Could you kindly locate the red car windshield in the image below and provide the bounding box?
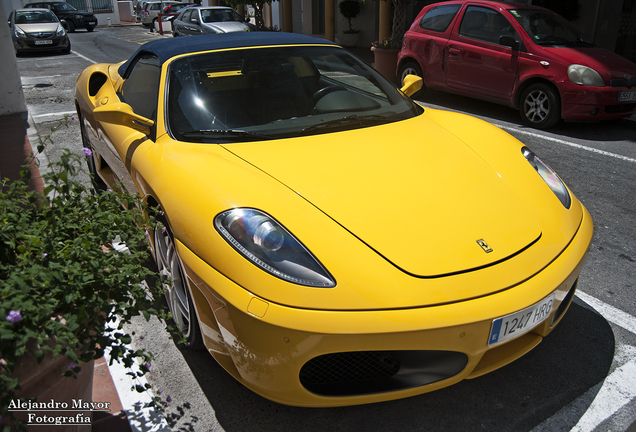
[508,8,593,47]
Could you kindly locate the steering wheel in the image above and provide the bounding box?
[313,85,346,103]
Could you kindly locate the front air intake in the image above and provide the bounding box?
[299,350,467,396]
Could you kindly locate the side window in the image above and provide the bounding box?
[459,6,516,45]
[419,4,461,32]
[119,54,161,120]
[181,10,192,22]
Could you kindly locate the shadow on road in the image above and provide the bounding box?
[419,90,636,144]
[179,298,614,432]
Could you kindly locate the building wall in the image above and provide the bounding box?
[0,4,27,115]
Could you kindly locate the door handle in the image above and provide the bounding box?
[448,48,461,56]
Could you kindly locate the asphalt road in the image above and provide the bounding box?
[15,25,636,432]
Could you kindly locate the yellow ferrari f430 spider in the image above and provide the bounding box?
[74,32,593,407]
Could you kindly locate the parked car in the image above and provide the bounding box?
[140,1,179,28]
[152,2,195,33]
[397,0,636,128]
[171,6,252,37]
[74,32,592,407]
[162,2,194,14]
[9,8,70,56]
[23,1,97,32]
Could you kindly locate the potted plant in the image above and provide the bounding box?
[371,37,399,84]
[339,0,362,47]
[0,148,169,430]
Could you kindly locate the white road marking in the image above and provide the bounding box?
[571,357,636,432]
[576,291,636,335]
[31,110,77,120]
[106,318,171,432]
[533,292,636,432]
[71,50,98,64]
[495,124,636,164]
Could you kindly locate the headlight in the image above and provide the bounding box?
[215,208,336,287]
[567,64,605,87]
[56,24,66,36]
[522,147,571,209]
[14,27,26,38]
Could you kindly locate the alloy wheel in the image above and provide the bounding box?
[523,89,550,124]
[154,220,193,337]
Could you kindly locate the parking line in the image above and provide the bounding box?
[576,291,636,335]
[72,50,97,65]
[534,292,636,432]
[571,358,636,432]
[495,124,636,164]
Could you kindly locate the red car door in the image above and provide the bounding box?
[444,5,519,102]
[402,3,463,90]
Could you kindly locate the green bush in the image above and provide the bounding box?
[0,150,169,430]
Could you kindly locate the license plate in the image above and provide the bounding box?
[34,40,53,45]
[618,91,636,102]
[88,21,96,25]
[488,293,555,346]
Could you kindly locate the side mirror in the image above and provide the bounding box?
[400,74,423,98]
[93,102,154,134]
[499,35,518,50]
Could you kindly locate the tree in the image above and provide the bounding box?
[364,0,413,50]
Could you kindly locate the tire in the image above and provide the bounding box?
[86,26,94,32]
[154,217,204,349]
[398,61,426,100]
[520,83,560,129]
[61,41,71,55]
[78,113,108,191]
[67,20,76,32]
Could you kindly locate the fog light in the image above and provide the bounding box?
[591,108,600,116]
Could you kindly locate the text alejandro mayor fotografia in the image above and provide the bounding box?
[8,398,112,426]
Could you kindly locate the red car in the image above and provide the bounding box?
[397,1,636,128]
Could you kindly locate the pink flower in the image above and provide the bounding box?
[83,147,92,157]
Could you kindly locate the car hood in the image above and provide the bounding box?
[223,116,543,277]
[546,46,636,82]
[16,22,60,33]
[202,21,249,33]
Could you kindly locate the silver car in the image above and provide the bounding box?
[140,1,179,28]
[9,8,70,56]
[171,6,252,37]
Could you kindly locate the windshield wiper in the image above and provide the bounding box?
[181,129,274,140]
[300,114,392,134]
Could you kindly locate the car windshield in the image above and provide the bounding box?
[200,8,243,23]
[508,8,592,47]
[167,45,422,143]
[54,2,78,11]
[15,10,58,23]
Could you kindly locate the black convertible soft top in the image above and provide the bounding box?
[117,32,337,77]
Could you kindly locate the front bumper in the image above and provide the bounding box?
[176,206,593,407]
[13,35,69,51]
[560,81,636,121]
